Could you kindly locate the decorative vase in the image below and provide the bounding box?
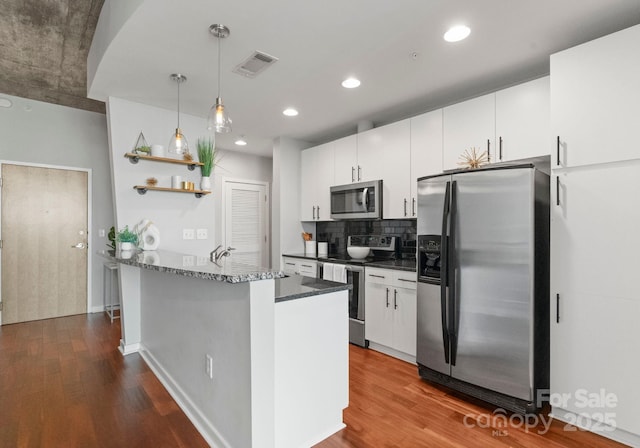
[200,176,211,191]
[119,242,134,251]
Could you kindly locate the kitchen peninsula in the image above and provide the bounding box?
[100,249,349,448]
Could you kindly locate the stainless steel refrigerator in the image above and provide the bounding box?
[416,164,549,414]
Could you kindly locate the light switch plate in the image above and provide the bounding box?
[196,228,208,240]
[183,229,195,240]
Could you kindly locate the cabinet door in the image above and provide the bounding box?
[410,110,443,215]
[551,25,640,167]
[364,282,393,347]
[333,135,358,185]
[495,77,550,162]
[300,147,317,221]
[392,287,417,357]
[282,257,298,275]
[443,93,495,170]
[358,121,411,218]
[315,143,335,220]
[550,163,640,434]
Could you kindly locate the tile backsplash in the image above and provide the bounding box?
[316,219,416,260]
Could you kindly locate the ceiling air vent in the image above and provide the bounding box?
[233,51,279,78]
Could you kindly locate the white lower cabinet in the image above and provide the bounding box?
[282,257,318,278]
[365,267,417,361]
[550,162,640,440]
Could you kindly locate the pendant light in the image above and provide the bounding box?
[168,73,189,155]
[207,24,232,133]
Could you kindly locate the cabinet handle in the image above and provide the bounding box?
[285,263,295,266]
[398,278,416,283]
[385,288,390,307]
[316,205,320,220]
[499,136,503,160]
[394,289,398,309]
[301,264,313,268]
[556,136,561,166]
[556,177,560,206]
[412,198,416,217]
[357,165,362,181]
[351,166,355,182]
[312,206,316,220]
[556,293,560,323]
[404,198,408,217]
[487,139,491,162]
[369,274,385,279]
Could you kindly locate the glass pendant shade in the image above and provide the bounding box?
[168,127,189,155]
[207,97,232,133]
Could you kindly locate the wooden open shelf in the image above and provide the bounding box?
[124,152,203,171]
[133,185,211,198]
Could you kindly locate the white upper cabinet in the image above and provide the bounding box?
[357,121,411,219]
[333,135,358,185]
[495,76,550,162]
[551,24,640,168]
[410,110,443,216]
[443,93,495,171]
[300,142,334,221]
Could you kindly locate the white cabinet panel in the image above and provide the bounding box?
[551,25,640,167]
[550,161,640,436]
[392,287,416,357]
[495,76,550,162]
[333,135,358,185]
[365,282,393,347]
[443,93,495,171]
[300,143,334,221]
[282,257,318,278]
[410,110,443,216]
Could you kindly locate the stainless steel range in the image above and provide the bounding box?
[319,235,397,347]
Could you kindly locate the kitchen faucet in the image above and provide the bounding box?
[210,245,235,263]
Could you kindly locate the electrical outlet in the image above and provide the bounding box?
[196,256,209,266]
[183,228,195,240]
[205,354,213,379]
[196,228,208,240]
[98,228,105,237]
[182,255,195,267]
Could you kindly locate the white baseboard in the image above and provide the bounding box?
[139,346,230,448]
[551,407,640,447]
[90,306,105,313]
[368,341,416,365]
[118,340,140,356]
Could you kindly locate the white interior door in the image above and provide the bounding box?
[1,163,89,325]
[224,180,269,268]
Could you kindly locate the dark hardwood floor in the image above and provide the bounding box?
[0,314,627,448]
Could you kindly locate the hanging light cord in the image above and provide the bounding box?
[177,78,181,129]
[217,33,222,98]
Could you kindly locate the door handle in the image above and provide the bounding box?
[316,206,320,220]
[404,198,408,217]
[71,242,86,249]
[394,289,398,309]
[312,206,316,220]
[385,288,389,307]
[487,139,491,162]
[556,136,561,166]
[499,136,503,160]
[357,165,362,181]
[352,166,355,182]
[412,197,416,217]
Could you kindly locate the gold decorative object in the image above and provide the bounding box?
[183,153,193,162]
[458,147,489,169]
[146,177,158,186]
[302,232,313,241]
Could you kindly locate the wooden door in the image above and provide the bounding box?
[1,164,88,324]
[224,180,269,268]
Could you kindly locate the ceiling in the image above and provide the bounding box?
[3,1,640,157]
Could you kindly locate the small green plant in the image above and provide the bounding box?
[135,145,151,154]
[107,226,116,250]
[116,226,138,244]
[197,138,216,177]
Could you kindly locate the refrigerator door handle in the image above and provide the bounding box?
[449,180,459,366]
[440,181,451,364]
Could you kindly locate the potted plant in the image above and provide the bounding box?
[197,137,216,191]
[116,225,138,252]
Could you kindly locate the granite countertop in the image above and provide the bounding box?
[274,275,351,303]
[98,249,284,284]
[283,253,417,273]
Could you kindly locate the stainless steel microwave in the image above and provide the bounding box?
[330,180,382,219]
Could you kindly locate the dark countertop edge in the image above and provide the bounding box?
[282,253,417,273]
[98,250,285,284]
[274,277,351,303]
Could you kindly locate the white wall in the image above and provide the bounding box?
[272,137,310,268]
[0,93,114,312]
[106,97,272,258]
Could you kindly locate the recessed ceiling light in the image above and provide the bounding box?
[444,25,471,42]
[235,138,247,146]
[283,108,298,117]
[341,77,361,89]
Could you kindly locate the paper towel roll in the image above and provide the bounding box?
[305,241,316,257]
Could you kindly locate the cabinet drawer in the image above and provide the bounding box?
[298,261,318,278]
[365,267,393,285]
[393,271,417,290]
